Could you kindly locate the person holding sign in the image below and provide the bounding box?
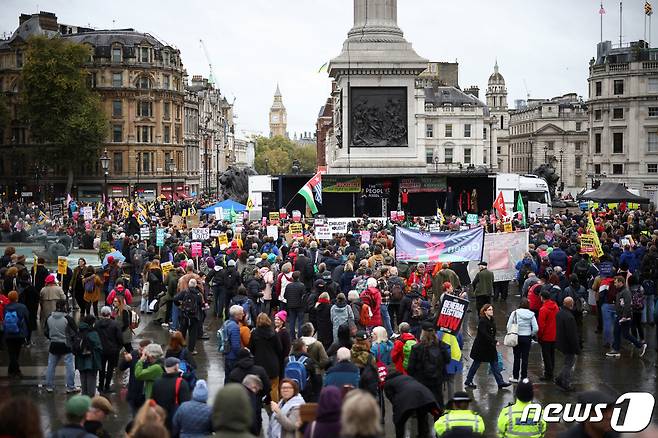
[463,304,511,390]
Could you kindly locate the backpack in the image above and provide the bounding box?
[129,309,141,330]
[642,279,656,296]
[231,297,253,326]
[284,355,309,391]
[84,276,95,293]
[402,339,417,370]
[179,292,197,318]
[71,328,92,356]
[217,320,233,354]
[421,344,447,381]
[631,285,645,311]
[3,310,21,335]
[390,281,403,302]
[178,358,198,388]
[359,302,373,327]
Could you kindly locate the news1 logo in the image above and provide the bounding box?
[521,392,655,432]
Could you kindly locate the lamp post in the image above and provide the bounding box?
[559,148,564,192]
[100,149,110,210]
[543,144,548,164]
[433,155,439,173]
[166,158,176,201]
[488,118,494,171]
[135,152,141,199]
[528,134,534,173]
[291,159,301,174]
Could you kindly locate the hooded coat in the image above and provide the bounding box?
[212,383,257,438]
[330,300,354,342]
[227,350,271,399]
[384,372,438,425]
[249,325,283,378]
[304,386,342,438]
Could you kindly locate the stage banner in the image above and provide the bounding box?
[467,230,529,282]
[322,176,362,193]
[395,226,484,263]
[436,295,469,335]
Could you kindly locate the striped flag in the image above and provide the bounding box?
[297,172,322,215]
[646,1,653,15]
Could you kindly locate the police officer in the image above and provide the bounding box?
[497,378,547,437]
[434,391,485,436]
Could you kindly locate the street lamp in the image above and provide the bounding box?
[135,152,141,199]
[166,158,176,201]
[559,148,564,192]
[99,149,110,210]
[543,144,549,163]
[291,159,301,174]
[528,134,534,173]
[433,155,439,173]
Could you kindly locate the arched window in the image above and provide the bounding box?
[136,76,151,89]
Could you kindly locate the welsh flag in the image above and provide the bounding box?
[297,172,322,215]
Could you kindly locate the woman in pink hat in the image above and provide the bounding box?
[274,310,291,369]
[39,274,65,326]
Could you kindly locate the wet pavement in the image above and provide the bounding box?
[1,281,657,437]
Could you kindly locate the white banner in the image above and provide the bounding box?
[266,225,278,240]
[191,227,210,241]
[327,218,350,234]
[468,230,529,282]
[82,206,93,221]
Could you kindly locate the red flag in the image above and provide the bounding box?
[493,191,507,217]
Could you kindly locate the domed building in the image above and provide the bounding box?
[485,61,510,171]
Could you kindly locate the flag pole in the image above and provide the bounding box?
[601,2,604,42]
[619,1,623,46]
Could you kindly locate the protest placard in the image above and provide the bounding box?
[191,242,202,257]
[140,226,150,240]
[436,295,469,335]
[156,228,165,247]
[316,226,332,240]
[57,256,68,275]
[191,227,210,241]
[267,225,279,240]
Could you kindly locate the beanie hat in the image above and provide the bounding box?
[65,395,91,416]
[275,310,287,323]
[107,256,114,264]
[516,378,534,402]
[164,357,180,369]
[205,257,215,269]
[228,259,236,267]
[193,379,209,402]
[45,274,56,284]
[267,253,277,263]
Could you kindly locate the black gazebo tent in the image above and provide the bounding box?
[578,182,650,203]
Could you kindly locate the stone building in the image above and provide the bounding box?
[269,84,287,138]
[0,11,199,200]
[587,40,658,200]
[508,93,588,194]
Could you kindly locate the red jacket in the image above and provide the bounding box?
[537,299,558,342]
[391,332,416,374]
[360,287,382,327]
[106,284,133,305]
[407,272,432,298]
[528,283,543,312]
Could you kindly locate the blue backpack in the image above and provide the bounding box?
[3,310,21,335]
[217,320,233,354]
[178,358,197,388]
[284,355,309,391]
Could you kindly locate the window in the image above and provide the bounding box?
[612,108,624,119]
[613,132,623,154]
[464,124,471,138]
[613,80,624,95]
[426,149,434,164]
[112,100,122,117]
[163,75,170,90]
[112,72,122,87]
[112,125,122,143]
[137,76,151,89]
[175,104,181,120]
[649,78,658,93]
[613,163,623,174]
[164,102,170,120]
[497,146,501,154]
[16,50,23,68]
[483,149,487,164]
[137,101,152,117]
[163,125,170,143]
[648,164,658,173]
[140,47,149,63]
[175,126,181,143]
[112,47,121,63]
[595,164,601,174]
[575,156,581,169]
[595,133,602,153]
[113,152,123,174]
[649,107,658,117]
[595,81,602,96]
[594,109,602,120]
[445,148,453,164]
[575,142,581,151]
[547,141,554,151]
[86,72,96,88]
[426,123,434,138]
[649,132,658,152]
[483,127,487,140]
[464,148,472,164]
[575,122,582,131]
[137,126,153,143]
[445,124,452,137]
[142,152,152,173]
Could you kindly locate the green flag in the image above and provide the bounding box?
[516,192,526,226]
[229,206,237,222]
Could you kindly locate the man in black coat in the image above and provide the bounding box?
[555,297,581,391]
[118,339,151,414]
[227,348,271,401]
[95,306,124,393]
[294,250,314,292]
[283,271,306,339]
[173,279,203,353]
[384,370,440,438]
[152,357,191,430]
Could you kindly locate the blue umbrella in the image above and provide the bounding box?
[102,250,126,268]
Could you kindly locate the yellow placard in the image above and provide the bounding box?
[503,222,513,233]
[289,223,303,235]
[57,256,68,275]
[161,261,174,278]
[218,234,229,247]
[269,212,280,222]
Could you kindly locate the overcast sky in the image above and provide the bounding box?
[1,0,652,137]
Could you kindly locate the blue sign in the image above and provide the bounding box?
[156,228,165,247]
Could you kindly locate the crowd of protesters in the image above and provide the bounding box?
[1,196,658,437]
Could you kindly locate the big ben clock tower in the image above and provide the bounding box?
[269,83,287,138]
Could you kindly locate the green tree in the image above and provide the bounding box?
[19,35,107,193]
[254,135,317,174]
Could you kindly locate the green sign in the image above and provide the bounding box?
[156,228,165,247]
[466,214,478,225]
[399,177,447,193]
[322,176,362,193]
